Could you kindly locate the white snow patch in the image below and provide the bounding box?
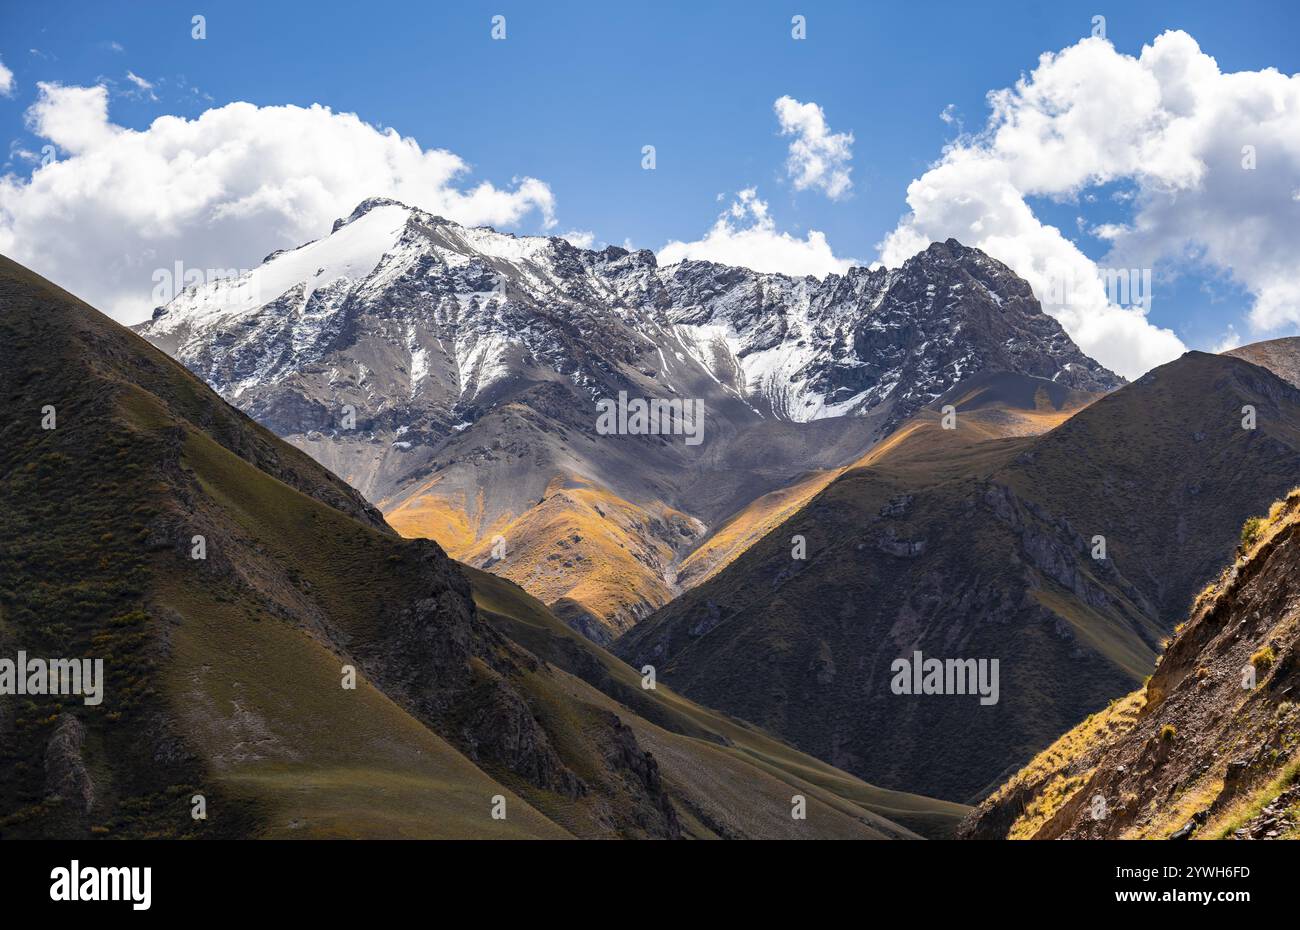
[149,204,411,334]
[409,345,430,397]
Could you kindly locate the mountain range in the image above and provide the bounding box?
[135,198,1119,643]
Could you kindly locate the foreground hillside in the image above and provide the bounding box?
[137,202,1119,640]
[0,254,950,839]
[963,489,1300,839]
[617,353,1300,802]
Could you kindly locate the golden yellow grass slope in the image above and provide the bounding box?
[387,474,701,643]
[385,373,1100,642]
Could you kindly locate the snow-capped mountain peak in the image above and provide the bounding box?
[148,201,413,339]
[138,197,1120,498]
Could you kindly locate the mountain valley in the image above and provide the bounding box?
[26,197,1300,830]
[617,351,1300,802]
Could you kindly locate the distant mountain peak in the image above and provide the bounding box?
[1224,335,1300,389]
[134,193,1122,476]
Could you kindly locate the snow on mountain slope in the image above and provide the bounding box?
[147,203,412,339]
[141,197,1117,432]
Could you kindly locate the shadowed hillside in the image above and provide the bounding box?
[0,254,944,839]
[617,355,1300,803]
[963,488,1300,839]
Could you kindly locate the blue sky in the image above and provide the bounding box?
[2,1,1298,376]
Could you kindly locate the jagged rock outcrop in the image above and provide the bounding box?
[44,715,94,815]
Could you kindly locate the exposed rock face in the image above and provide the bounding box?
[598,712,682,839]
[876,526,926,557]
[983,481,1155,619]
[134,200,1120,639]
[336,541,583,798]
[44,715,94,815]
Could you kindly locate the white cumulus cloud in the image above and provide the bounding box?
[0,57,14,96]
[658,188,855,278]
[880,30,1300,380]
[774,95,854,200]
[0,83,558,323]
[560,229,595,249]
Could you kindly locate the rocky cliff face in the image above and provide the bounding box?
[962,488,1300,840]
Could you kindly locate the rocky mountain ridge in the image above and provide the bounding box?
[136,198,1121,640]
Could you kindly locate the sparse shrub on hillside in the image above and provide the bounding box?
[1251,646,1276,672]
[1160,724,1177,742]
[1241,516,1265,550]
[1193,569,1230,612]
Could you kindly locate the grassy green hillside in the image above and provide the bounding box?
[1,254,941,840]
[0,255,573,838]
